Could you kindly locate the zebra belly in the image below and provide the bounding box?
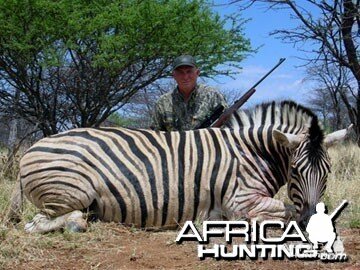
[95,177,211,228]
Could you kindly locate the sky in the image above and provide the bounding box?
[205,1,317,107]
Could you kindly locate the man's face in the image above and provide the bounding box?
[173,66,200,93]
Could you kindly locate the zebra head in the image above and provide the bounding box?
[273,120,353,229]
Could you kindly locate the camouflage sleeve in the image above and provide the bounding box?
[195,87,229,129]
[151,101,167,131]
[216,91,228,110]
[210,89,228,111]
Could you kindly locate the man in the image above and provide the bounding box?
[306,202,336,253]
[152,55,228,131]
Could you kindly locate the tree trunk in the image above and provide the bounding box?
[7,118,18,149]
[7,88,20,148]
[357,84,360,147]
[332,94,342,130]
[341,0,360,146]
[4,89,20,179]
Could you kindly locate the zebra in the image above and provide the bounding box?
[7,100,352,233]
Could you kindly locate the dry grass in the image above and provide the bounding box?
[0,143,358,269]
[326,143,360,228]
[274,143,360,228]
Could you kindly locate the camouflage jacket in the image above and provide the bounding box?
[152,84,228,131]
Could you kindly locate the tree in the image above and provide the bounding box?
[115,81,174,129]
[230,0,360,145]
[0,0,252,136]
[306,63,353,131]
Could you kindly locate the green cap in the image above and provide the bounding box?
[173,55,197,70]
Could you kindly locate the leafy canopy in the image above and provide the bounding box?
[0,0,252,135]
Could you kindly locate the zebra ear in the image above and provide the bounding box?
[273,130,303,149]
[324,124,353,148]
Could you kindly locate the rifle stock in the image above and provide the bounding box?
[195,104,225,129]
[196,58,286,129]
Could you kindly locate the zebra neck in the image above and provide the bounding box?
[233,126,291,197]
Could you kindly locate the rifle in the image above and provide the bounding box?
[196,58,286,129]
[329,200,348,220]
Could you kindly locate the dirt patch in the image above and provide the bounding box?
[2,223,359,270]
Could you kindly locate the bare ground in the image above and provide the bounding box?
[1,223,359,270]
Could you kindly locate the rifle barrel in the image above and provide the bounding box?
[330,200,348,220]
[197,58,286,129]
[250,58,286,90]
[230,58,285,106]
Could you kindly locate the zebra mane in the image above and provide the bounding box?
[226,100,324,146]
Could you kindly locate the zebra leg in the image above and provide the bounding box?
[22,175,97,233]
[25,210,87,234]
[208,207,227,221]
[246,196,295,222]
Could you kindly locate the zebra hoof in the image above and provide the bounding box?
[65,211,87,232]
[65,220,87,233]
[24,221,35,233]
[24,213,47,233]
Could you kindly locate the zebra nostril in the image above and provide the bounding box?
[298,205,317,230]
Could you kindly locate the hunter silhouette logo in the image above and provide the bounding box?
[306,200,348,254]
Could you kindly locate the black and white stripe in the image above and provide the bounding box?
[17,100,344,229]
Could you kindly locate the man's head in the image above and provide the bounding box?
[172,55,200,93]
[316,202,326,214]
